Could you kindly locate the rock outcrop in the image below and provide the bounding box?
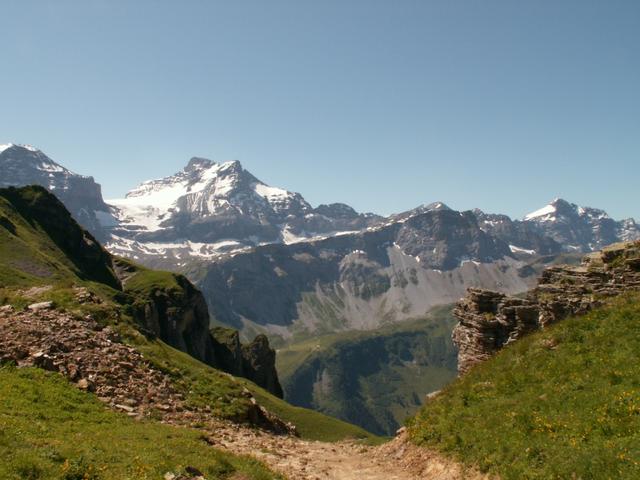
[452,290,539,374]
[114,258,217,366]
[453,241,640,374]
[210,327,283,398]
[114,259,284,398]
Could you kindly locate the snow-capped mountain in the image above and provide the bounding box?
[3,142,640,339]
[522,198,640,252]
[0,143,110,238]
[104,157,381,263]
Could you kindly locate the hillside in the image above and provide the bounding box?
[277,306,458,435]
[0,185,377,443]
[0,184,282,397]
[0,366,282,480]
[408,294,640,478]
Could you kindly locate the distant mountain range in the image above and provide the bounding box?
[2,142,639,339]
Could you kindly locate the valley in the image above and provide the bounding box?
[276,307,458,436]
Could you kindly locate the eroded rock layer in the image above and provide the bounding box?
[453,241,640,374]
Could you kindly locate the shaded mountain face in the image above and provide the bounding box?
[198,208,536,338]
[278,309,458,436]
[0,144,110,239]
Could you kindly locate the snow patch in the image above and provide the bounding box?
[253,182,291,200]
[524,204,556,221]
[460,259,481,267]
[509,245,536,255]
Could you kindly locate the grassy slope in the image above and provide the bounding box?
[135,337,376,442]
[408,294,640,480]
[0,366,282,480]
[247,379,377,443]
[0,186,376,443]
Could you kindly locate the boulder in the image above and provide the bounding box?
[27,301,54,311]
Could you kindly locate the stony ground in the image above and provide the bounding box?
[0,305,484,480]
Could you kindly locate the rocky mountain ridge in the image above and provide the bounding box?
[522,197,640,252]
[5,143,638,268]
[199,207,536,338]
[453,240,640,374]
[2,144,639,341]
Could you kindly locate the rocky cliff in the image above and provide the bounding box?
[453,241,640,373]
[114,258,218,364]
[211,327,283,398]
[114,258,284,398]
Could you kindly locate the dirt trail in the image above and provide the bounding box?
[205,425,417,480]
[0,305,485,480]
[183,419,487,480]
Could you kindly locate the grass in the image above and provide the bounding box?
[408,294,640,479]
[0,366,283,480]
[120,261,185,294]
[245,379,379,443]
[134,335,378,442]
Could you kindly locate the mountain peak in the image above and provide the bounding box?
[524,200,563,221]
[423,201,451,211]
[185,157,216,171]
[218,159,243,173]
[525,198,613,223]
[0,143,41,155]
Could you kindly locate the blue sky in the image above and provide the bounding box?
[1,1,639,219]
